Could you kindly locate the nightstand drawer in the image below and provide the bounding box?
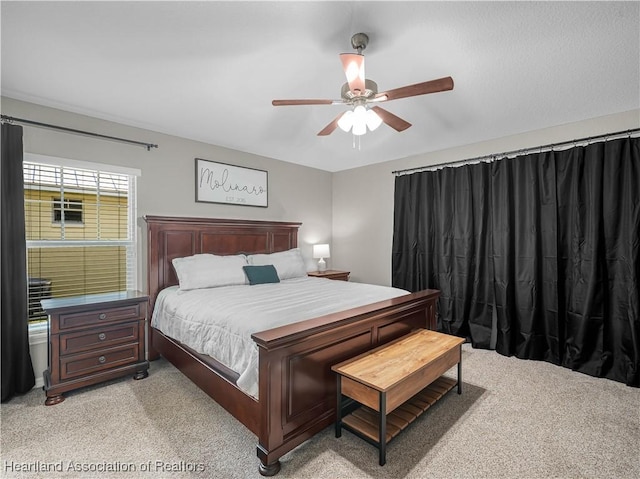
[60,343,140,380]
[59,303,142,330]
[60,321,139,355]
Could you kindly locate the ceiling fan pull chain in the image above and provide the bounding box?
[351,134,361,151]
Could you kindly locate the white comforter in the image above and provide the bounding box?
[151,276,408,398]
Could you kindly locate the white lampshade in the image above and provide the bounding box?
[313,244,330,259]
[366,108,383,131]
[352,105,367,136]
[337,110,354,132]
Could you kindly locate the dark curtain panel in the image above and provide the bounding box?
[555,138,639,385]
[1,123,35,402]
[492,152,562,363]
[392,136,639,386]
[392,162,494,347]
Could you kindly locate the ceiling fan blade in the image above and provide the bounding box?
[375,76,454,102]
[317,112,347,136]
[340,53,366,96]
[272,99,335,106]
[370,106,412,132]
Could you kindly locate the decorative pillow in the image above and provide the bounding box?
[247,248,307,280]
[242,265,280,285]
[172,254,247,291]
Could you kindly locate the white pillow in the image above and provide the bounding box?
[172,254,248,291]
[247,248,307,280]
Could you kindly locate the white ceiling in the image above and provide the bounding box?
[2,1,639,172]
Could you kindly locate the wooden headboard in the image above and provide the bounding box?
[144,216,301,310]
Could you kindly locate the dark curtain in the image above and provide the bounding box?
[1,123,35,402]
[393,162,494,347]
[492,152,562,363]
[392,136,639,386]
[555,139,639,385]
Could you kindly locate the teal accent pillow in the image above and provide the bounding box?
[242,264,280,285]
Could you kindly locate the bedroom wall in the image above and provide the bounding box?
[8,96,636,290]
[332,108,640,286]
[2,97,334,278]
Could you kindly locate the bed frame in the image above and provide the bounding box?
[145,215,439,475]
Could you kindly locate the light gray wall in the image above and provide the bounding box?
[2,97,334,290]
[4,96,637,289]
[332,109,640,286]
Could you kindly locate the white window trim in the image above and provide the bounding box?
[24,153,141,177]
[26,153,141,332]
[29,321,49,335]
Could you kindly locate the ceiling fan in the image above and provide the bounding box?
[272,33,454,137]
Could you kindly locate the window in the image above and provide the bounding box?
[24,155,140,322]
[52,197,83,224]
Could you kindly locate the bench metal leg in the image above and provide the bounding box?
[457,346,463,394]
[335,374,342,438]
[379,392,386,466]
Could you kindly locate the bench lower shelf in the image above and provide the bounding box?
[341,375,457,444]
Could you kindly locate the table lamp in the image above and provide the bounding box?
[313,244,330,272]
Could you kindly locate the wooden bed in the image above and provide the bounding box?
[145,215,440,475]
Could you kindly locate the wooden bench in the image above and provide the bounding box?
[332,329,465,465]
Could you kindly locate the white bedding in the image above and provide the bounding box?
[151,276,409,398]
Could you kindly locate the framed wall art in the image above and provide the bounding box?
[195,158,268,207]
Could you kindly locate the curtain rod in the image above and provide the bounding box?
[1,115,158,151]
[392,127,640,176]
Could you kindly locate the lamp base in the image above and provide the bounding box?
[317,258,327,272]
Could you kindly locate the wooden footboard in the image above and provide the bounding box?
[144,215,439,475]
[252,288,438,474]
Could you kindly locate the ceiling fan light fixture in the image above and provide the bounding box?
[337,110,354,132]
[352,105,368,136]
[352,121,367,136]
[339,105,380,136]
[353,105,367,120]
[366,108,383,131]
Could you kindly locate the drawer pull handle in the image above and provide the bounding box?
[98,313,107,320]
[98,333,106,341]
[98,356,106,364]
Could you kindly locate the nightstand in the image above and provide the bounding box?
[308,270,350,281]
[40,290,149,406]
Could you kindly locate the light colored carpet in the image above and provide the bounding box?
[2,345,639,479]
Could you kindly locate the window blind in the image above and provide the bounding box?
[24,160,138,322]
